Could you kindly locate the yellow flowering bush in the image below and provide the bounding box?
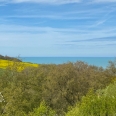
[0,59,38,71]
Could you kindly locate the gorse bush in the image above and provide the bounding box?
[0,59,38,71]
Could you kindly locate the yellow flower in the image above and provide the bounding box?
[0,59,38,71]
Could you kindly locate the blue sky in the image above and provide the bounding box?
[0,0,116,57]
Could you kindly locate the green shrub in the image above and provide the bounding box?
[66,84,116,116]
[29,101,56,116]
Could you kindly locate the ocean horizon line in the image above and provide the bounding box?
[21,57,116,68]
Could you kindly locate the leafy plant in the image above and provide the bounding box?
[29,101,56,116]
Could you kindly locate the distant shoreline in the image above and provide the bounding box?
[21,57,115,68]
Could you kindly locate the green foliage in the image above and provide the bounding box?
[42,62,110,114]
[66,83,116,116]
[0,54,22,62]
[66,104,80,116]
[0,59,116,115]
[29,101,56,116]
[79,87,116,116]
[97,82,116,97]
[0,66,44,115]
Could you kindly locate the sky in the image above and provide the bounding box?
[0,0,116,57]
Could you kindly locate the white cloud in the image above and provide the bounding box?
[0,24,116,56]
[3,15,93,20]
[93,0,116,3]
[1,0,81,4]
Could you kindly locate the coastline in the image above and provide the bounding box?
[21,57,116,68]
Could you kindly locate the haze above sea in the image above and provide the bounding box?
[21,57,116,68]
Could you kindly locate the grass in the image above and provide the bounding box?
[0,59,38,71]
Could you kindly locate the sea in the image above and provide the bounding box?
[21,57,116,68]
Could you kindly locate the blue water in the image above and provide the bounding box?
[21,57,116,68]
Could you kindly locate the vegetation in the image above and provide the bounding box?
[0,59,38,71]
[0,56,116,116]
[0,54,21,62]
[29,101,56,116]
[66,83,116,116]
